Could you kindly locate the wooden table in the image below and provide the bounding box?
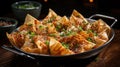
[0,29,120,67]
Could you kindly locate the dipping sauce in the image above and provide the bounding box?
[17,3,36,9]
[0,21,12,26]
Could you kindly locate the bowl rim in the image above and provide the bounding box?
[11,1,42,10]
[0,17,18,28]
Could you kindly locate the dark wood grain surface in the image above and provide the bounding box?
[0,29,120,67]
[87,29,120,67]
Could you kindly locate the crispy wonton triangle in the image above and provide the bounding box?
[24,14,40,25]
[43,9,58,20]
[6,32,19,47]
[98,19,111,35]
[48,9,58,17]
[6,33,15,46]
[49,38,74,55]
[42,9,61,23]
[59,16,70,26]
[92,19,111,35]
[23,14,41,32]
[71,10,88,23]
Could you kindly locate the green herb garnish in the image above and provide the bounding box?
[78,26,83,31]
[45,40,49,45]
[87,37,92,42]
[60,30,76,37]
[66,31,76,36]
[55,22,62,31]
[87,29,98,36]
[62,42,69,49]
[94,32,98,36]
[49,33,56,37]
[39,25,44,29]
[17,3,35,9]
[28,31,36,38]
[47,16,56,23]
[87,29,93,33]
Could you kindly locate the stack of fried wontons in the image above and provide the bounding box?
[7,9,111,56]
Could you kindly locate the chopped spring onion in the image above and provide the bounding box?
[56,23,62,31]
[62,42,69,49]
[45,40,49,45]
[94,32,98,36]
[49,33,56,37]
[39,25,44,29]
[87,29,93,33]
[27,31,36,38]
[87,37,92,42]
[78,26,83,31]
[87,29,98,36]
[47,16,56,23]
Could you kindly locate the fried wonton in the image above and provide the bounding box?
[19,14,41,32]
[6,32,25,48]
[49,38,74,55]
[42,9,61,24]
[6,9,111,56]
[91,19,111,34]
[71,10,88,24]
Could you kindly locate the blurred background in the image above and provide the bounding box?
[0,0,119,28]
